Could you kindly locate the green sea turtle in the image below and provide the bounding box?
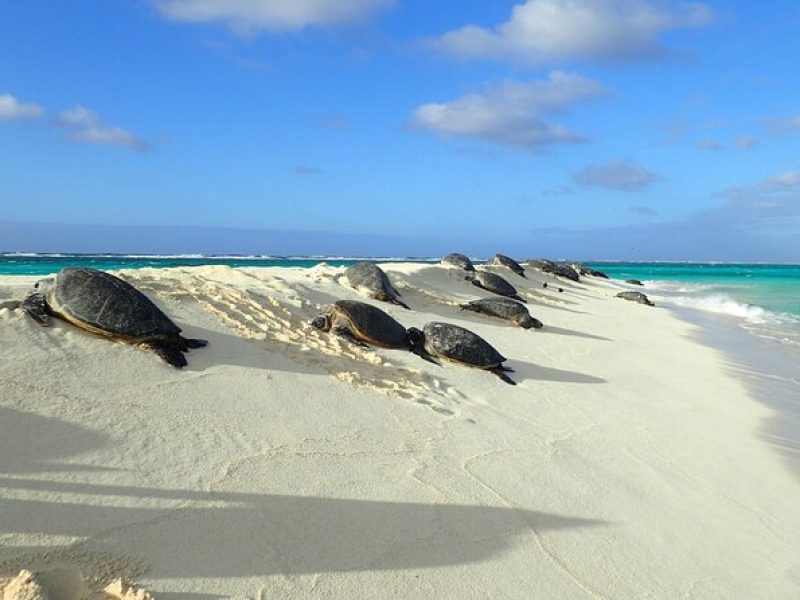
[616,291,655,306]
[528,259,580,282]
[343,262,409,309]
[311,300,411,349]
[625,279,644,286]
[460,297,543,329]
[468,271,526,303]
[22,267,207,367]
[408,322,516,385]
[491,254,526,278]
[442,252,475,271]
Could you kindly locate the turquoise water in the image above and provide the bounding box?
[3,255,799,344]
[592,263,800,318]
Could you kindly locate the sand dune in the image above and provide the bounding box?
[1,264,798,598]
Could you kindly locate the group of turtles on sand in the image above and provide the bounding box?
[15,255,651,384]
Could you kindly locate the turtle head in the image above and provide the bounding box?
[406,327,439,364]
[311,313,331,332]
[34,277,55,297]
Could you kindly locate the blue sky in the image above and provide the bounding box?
[1,1,799,259]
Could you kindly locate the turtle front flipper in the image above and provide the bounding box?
[332,326,369,348]
[143,340,188,368]
[491,367,517,385]
[512,295,528,304]
[23,293,52,326]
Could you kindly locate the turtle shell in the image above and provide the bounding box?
[333,300,408,347]
[48,267,181,338]
[474,271,518,298]
[442,253,475,271]
[491,254,525,276]
[464,297,539,328]
[345,262,399,296]
[423,322,505,368]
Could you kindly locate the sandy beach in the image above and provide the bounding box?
[1,262,799,598]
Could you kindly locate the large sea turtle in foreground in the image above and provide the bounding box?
[469,271,526,303]
[312,300,411,349]
[460,297,543,329]
[408,322,516,385]
[22,267,207,367]
[442,252,475,272]
[616,291,655,306]
[491,254,526,278]
[343,262,409,309]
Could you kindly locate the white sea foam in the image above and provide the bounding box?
[665,293,781,324]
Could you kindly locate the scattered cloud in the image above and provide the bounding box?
[410,71,606,151]
[761,113,800,134]
[695,139,720,151]
[572,160,661,191]
[156,0,394,35]
[724,170,800,200]
[630,205,658,215]
[56,106,151,152]
[431,0,714,65]
[0,93,44,121]
[294,164,324,175]
[734,135,757,150]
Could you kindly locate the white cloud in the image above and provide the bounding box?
[0,93,44,121]
[695,139,720,151]
[156,0,394,34]
[410,71,605,151]
[762,113,800,134]
[56,106,151,152]
[573,160,661,191]
[726,170,800,199]
[734,135,757,150]
[433,0,713,65]
[294,164,324,175]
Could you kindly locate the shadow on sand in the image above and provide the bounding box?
[0,407,609,588]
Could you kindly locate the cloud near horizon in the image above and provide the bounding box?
[0,93,44,121]
[156,0,394,35]
[572,160,661,191]
[410,71,605,152]
[56,106,151,152]
[431,0,714,65]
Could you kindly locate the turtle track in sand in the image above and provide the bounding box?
[129,272,465,413]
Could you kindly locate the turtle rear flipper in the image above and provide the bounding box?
[183,337,208,349]
[143,340,188,368]
[491,367,516,385]
[390,297,411,310]
[513,295,528,304]
[23,293,52,326]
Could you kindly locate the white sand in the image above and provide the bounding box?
[0,263,798,598]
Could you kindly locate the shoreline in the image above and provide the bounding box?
[1,263,799,597]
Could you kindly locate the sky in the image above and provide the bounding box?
[1,0,799,260]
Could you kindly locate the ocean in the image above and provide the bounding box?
[2,254,799,350]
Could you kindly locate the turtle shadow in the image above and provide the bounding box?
[508,360,606,384]
[541,326,611,342]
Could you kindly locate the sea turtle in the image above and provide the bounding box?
[460,298,543,329]
[625,279,644,286]
[343,262,409,309]
[22,267,207,367]
[408,322,516,385]
[491,254,526,278]
[528,259,580,282]
[468,271,526,303]
[442,252,475,271]
[311,300,411,349]
[616,291,655,306]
